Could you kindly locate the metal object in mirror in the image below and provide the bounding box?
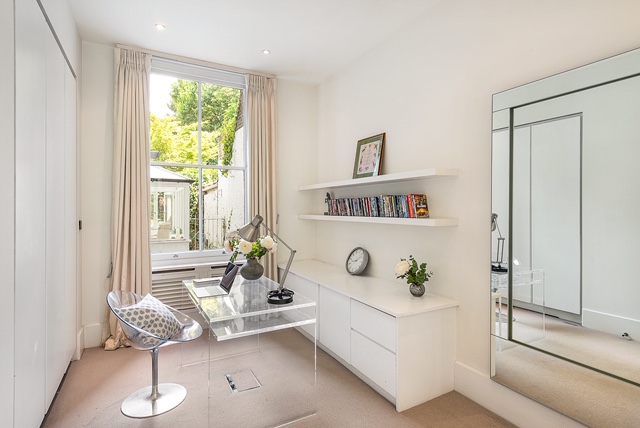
[491,47,640,427]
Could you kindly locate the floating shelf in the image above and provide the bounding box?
[298,214,458,227]
[298,168,459,191]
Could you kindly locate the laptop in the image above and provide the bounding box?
[192,263,239,298]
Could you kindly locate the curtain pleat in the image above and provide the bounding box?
[245,75,278,280]
[105,48,152,350]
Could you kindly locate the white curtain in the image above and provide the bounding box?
[245,75,278,280]
[105,48,152,350]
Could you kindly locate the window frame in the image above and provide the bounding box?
[149,57,248,267]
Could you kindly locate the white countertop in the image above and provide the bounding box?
[285,259,458,318]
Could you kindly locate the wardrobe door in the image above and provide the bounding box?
[15,0,47,425]
[45,27,68,408]
[0,1,15,424]
[530,116,581,314]
[64,62,78,364]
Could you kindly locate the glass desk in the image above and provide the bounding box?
[183,276,317,427]
[490,268,545,378]
[491,268,545,340]
[184,276,316,341]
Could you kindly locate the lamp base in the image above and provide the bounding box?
[267,288,294,304]
[491,263,508,273]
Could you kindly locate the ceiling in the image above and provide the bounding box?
[67,0,438,84]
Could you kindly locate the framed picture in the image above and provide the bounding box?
[352,133,385,179]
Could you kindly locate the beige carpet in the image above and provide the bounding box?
[507,307,640,384]
[493,339,640,428]
[493,307,640,428]
[43,329,515,428]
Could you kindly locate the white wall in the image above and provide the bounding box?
[80,42,114,347]
[296,1,640,426]
[276,80,317,264]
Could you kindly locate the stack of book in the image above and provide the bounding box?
[325,194,429,218]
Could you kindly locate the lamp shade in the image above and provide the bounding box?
[238,215,263,242]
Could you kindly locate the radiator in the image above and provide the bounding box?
[151,264,228,311]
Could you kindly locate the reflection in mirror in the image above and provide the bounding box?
[491,47,640,427]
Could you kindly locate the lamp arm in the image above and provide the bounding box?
[494,222,502,239]
[261,223,297,290]
[261,223,294,252]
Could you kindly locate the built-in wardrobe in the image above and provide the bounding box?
[3,1,79,426]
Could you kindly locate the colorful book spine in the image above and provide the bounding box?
[325,193,428,219]
[414,194,429,218]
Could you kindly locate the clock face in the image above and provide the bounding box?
[346,247,369,275]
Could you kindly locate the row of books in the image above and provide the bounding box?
[325,194,429,218]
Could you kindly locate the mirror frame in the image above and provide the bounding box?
[491,47,640,426]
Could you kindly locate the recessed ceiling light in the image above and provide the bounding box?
[155,23,166,31]
[262,50,271,55]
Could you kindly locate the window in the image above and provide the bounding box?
[149,58,247,262]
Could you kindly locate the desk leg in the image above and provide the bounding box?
[207,328,317,427]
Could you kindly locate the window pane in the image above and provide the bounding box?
[201,83,243,167]
[202,169,246,250]
[150,76,198,165]
[149,70,246,257]
[150,76,244,167]
[150,166,196,254]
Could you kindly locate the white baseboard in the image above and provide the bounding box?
[453,361,585,428]
[83,322,103,349]
[73,327,84,360]
[583,308,640,339]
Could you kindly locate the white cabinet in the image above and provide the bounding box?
[318,286,351,363]
[396,306,456,410]
[284,272,318,338]
[287,260,458,412]
[297,168,458,226]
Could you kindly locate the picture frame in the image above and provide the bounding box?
[352,133,385,179]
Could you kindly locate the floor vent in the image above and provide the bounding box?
[225,369,261,393]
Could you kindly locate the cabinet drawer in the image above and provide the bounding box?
[351,330,396,397]
[351,300,396,352]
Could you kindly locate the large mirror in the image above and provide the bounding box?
[491,47,640,427]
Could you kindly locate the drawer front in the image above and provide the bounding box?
[351,330,396,397]
[319,286,351,363]
[351,299,396,352]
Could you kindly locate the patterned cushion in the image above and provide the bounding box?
[114,294,182,344]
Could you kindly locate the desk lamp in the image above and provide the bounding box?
[491,213,507,273]
[238,215,297,304]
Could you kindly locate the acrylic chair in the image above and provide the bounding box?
[107,290,203,418]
